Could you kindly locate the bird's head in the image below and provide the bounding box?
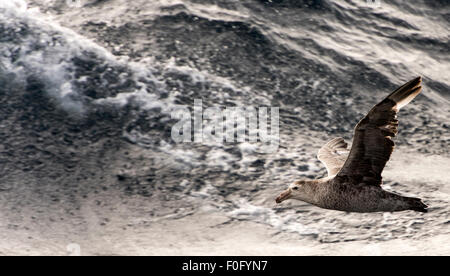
[275,180,310,204]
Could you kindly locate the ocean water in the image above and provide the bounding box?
[0,0,449,255]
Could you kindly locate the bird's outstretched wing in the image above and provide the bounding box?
[317,137,349,176]
[335,76,422,186]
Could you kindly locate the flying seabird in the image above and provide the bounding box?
[276,76,428,213]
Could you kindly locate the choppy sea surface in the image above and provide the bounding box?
[0,0,449,255]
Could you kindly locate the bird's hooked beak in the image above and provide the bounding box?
[275,188,292,204]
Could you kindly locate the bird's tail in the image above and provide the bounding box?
[406,197,428,213]
[387,76,422,110]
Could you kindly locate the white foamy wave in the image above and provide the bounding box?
[0,0,28,11]
[228,199,320,237]
[0,4,167,114]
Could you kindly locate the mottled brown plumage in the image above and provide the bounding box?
[276,76,428,213]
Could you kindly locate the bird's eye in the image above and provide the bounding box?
[292,186,299,190]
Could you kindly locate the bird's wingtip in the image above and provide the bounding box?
[388,76,423,110]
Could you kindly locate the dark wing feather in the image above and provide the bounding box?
[335,76,422,186]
